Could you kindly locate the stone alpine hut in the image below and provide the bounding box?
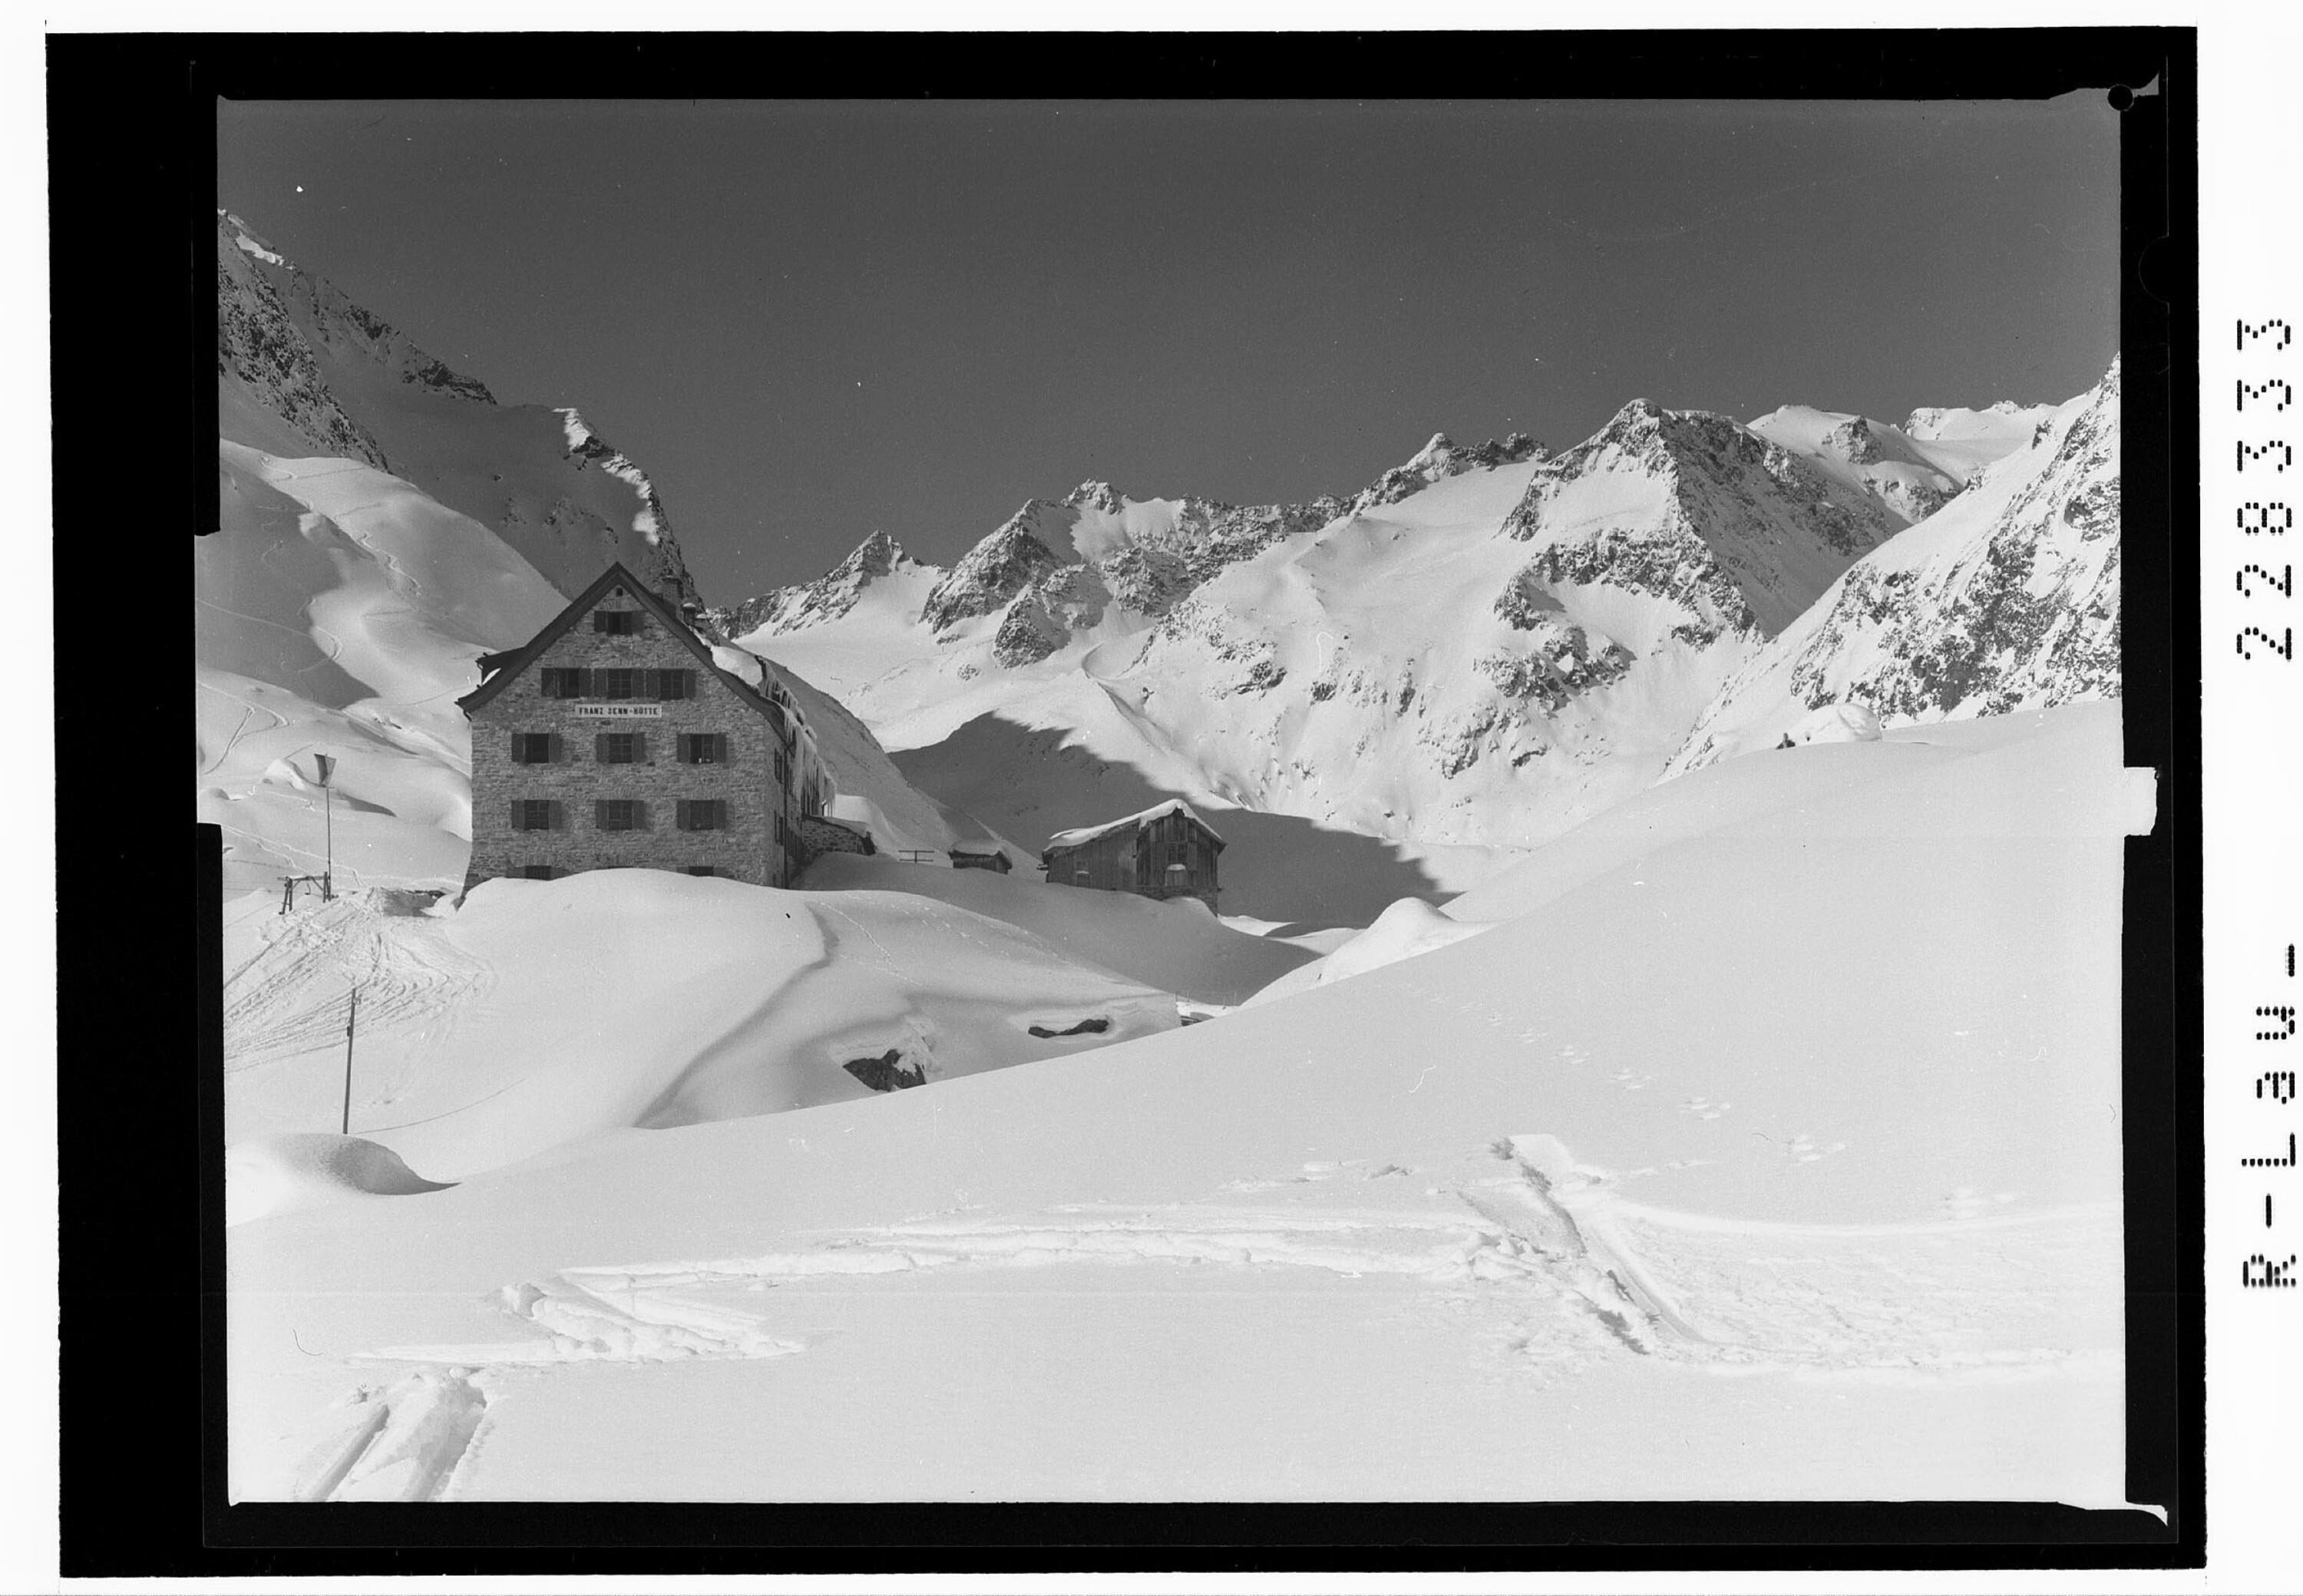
[1040,799,1224,912]
[458,562,831,892]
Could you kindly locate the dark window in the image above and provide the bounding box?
[593,609,644,635]
[511,732,553,764]
[514,799,555,831]
[520,865,556,881]
[596,798,643,831]
[656,669,694,700]
[540,668,589,698]
[686,865,715,877]
[677,798,727,831]
[596,668,637,700]
[680,732,727,765]
[597,732,645,764]
[773,749,789,786]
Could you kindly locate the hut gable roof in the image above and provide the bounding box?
[455,561,788,727]
[1042,798,1225,857]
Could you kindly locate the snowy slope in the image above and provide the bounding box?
[217,210,697,606]
[227,702,2143,1505]
[222,870,1181,1185]
[1666,359,2121,774]
[200,441,572,891]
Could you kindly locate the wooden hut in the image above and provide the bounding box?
[950,847,1013,874]
[1040,800,1224,911]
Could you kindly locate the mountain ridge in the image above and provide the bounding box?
[735,375,2113,861]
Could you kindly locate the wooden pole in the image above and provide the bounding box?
[341,986,359,1137]
[322,783,335,902]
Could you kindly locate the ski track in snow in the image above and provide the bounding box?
[301,1135,2117,1491]
[225,898,494,1075]
[292,1366,495,1502]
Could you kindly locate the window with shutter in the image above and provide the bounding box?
[657,669,692,700]
[541,667,592,698]
[597,798,641,831]
[516,798,554,831]
[596,668,636,700]
[520,865,555,881]
[599,732,643,765]
[686,866,715,877]
[512,732,552,764]
[593,610,643,635]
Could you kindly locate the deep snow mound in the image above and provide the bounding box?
[1244,896,1494,1005]
[223,869,1183,1178]
[226,1134,456,1226]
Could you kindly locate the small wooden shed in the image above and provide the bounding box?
[1041,800,1224,912]
[950,847,1013,874]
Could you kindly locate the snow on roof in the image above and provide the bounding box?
[1044,798,1223,852]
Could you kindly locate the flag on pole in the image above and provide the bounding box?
[314,754,335,788]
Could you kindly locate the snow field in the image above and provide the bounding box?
[230,704,2138,1503]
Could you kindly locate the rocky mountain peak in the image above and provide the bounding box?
[842,529,907,577]
[920,507,1069,633]
[1817,415,1884,466]
[702,530,917,641]
[1066,480,1128,515]
[1348,428,1551,516]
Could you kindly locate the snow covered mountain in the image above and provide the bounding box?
[733,405,1937,868]
[1665,359,2121,773]
[216,210,697,606]
[734,372,2113,878]
[1746,398,2053,530]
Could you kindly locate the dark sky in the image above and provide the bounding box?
[217,97,2120,606]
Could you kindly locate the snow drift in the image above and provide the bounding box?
[223,868,1181,1180]
[226,1135,457,1228]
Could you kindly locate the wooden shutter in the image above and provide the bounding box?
[633,732,648,764]
[716,733,730,764]
[676,798,691,831]
[548,732,563,764]
[642,668,659,699]
[633,799,649,831]
[596,732,612,762]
